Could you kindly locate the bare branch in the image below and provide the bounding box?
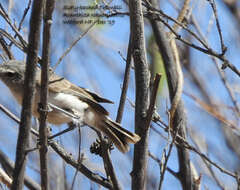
[11,0,44,189]
[143,2,240,77]
[158,120,182,190]
[38,0,56,189]
[49,140,114,189]
[0,3,28,49]
[207,0,227,54]
[152,118,238,179]
[147,0,193,188]
[0,104,20,123]
[0,149,41,190]
[70,127,82,190]
[116,34,132,123]
[0,167,12,188]
[0,34,14,59]
[9,0,32,47]
[99,135,122,190]
[0,105,114,189]
[53,20,97,71]
[129,0,150,189]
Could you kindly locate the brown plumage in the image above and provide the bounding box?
[0,60,140,153]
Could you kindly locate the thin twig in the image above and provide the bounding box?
[207,0,226,54]
[143,2,240,77]
[183,91,238,130]
[53,20,97,71]
[0,28,43,63]
[158,120,182,189]
[96,131,122,190]
[48,103,79,119]
[215,62,240,117]
[0,34,14,59]
[0,105,114,189]
[146,73,162,129]
[190,14,240,117]
[0,29,26,52]
[148,0,193,188]
[148,151,178,179]
[143,1,209,49]
[116,33,132,123]
[0,149,41,190]
[49,140,114,189]
[0,3,28,49]
[189,129,226,190]
[0,104,20,123]
[152,117,238,179]
[70,126,82,190]
[18,0,32,32]
[9,0,32,47]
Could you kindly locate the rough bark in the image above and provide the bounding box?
[11,0,44,189]
[148,1,193,188]
[129,1,150,190]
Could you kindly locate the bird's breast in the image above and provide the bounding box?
[46,92,90,125]
[49,92,89,112]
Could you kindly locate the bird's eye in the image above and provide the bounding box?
[6,72,15,77]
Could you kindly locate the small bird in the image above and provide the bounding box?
[0,60,140,153]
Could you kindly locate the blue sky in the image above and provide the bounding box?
[0,0,240,189]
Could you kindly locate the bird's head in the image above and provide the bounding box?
[0,60,26,85]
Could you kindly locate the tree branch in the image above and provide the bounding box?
[147,0,193,189]
[11,0,44,189]
[0,104,114,189]
[0,149,41,190]
[129,1,150,189]
[38,0,55,189]
[116,33,132,123]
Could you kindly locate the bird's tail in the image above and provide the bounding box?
[98,118,140,153]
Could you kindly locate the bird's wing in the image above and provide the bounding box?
[79,87,114,104]
[36,72,111,115]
